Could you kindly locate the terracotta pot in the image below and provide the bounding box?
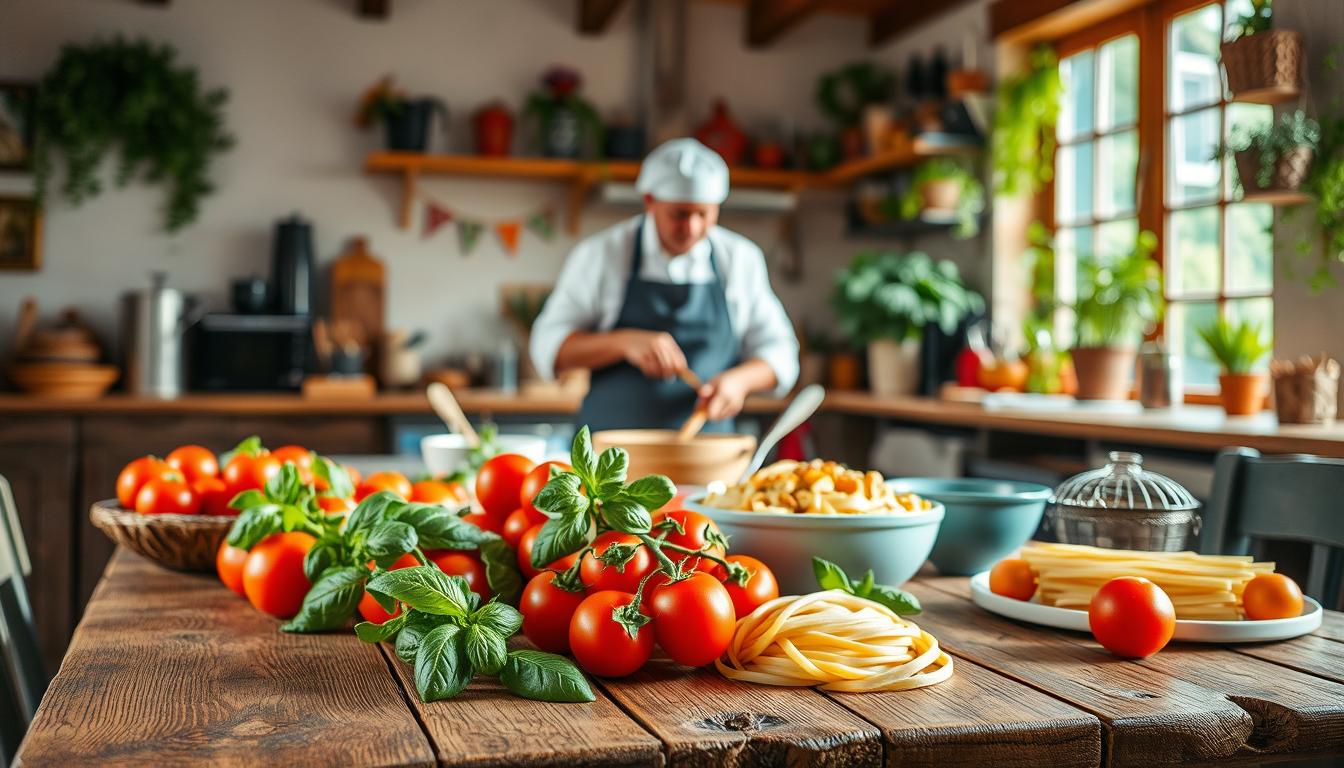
[1219,372,1267,416]
[867,338,921,397]
[1220,30,1303,104]
[828,352,862,391]
[921,180,961,213]
[1070,346,1137,401]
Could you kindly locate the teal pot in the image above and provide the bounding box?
[889,478,1051,575]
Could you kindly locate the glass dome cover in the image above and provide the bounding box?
[1052,451,1199,512]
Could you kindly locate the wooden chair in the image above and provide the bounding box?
[1202,447,1344,607]
[0,476,46,766]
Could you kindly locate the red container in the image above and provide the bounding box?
[473,103,514,157]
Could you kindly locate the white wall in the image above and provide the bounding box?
[0,0,995,369]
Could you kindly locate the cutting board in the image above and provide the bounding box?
[329,236,385,352]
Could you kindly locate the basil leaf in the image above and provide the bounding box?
[312,454,354,499]
[266,463,304,505]
[415,624,473,702]
[569,426,597,490]
[303,539,342,583]
[854,569,876,596]
[472,601,523,638]
[533,473,588,520]
[281,566,366,633]
[601,497,651,535]
[391,503,491,549]
[622,475,676,512]
[530,513,592,570]
[219,435,262,468]
[812,557,853,593]
[465,624,508,676]
[354,612,408,643]
[478,537,523,605]
[227,489,267,512]
[500,650,595,703]
[225,504,282,549]
[345,491,401,535]
[281,503,309,533]
[366,566,472,617]
[364,520,418,568]
[864,584,922,616]
[394,612,443,665]
[592,447,629,499]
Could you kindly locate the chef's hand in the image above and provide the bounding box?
[620,330,688,379]
[698,370,751,422]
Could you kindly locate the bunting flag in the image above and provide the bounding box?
[423,201,455,239]
[526,208,556,241]
[418,193,555,257]
[495,221,522,255]
[457,220,485,256]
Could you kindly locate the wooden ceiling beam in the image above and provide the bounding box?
[746,0,823,48]
[869,0,979,47]
[356,0,389,20]
[578,0,628,34]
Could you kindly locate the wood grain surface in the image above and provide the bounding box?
[1232,635,1344,685]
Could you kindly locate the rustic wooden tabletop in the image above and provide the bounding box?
[16,549,1344,767]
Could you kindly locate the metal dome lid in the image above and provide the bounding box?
[1052,451,1200,512]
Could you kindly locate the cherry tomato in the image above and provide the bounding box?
[519,461,572,516]
[193,476,233,516]
[428,550,490,601]
[271,445,314,483]
[1088,576,1175,658]
[647,571,736,667]
[216,541,249,596]
[243,532,316,619]
[502,507,539,548]
[135,477,200,515]
[410,479,469,506]
[580,532,654,593]
[222,453,282,498]
[358,553,420,624]
[116,455,167,507]
[517,523,580,579]
[165,445,219,485]
[1242,573,1304,620]
[356,471,413,502]
[989,558,1037,601]
[316,495,355,514]
[717,555,778,617]
[475,454,536,518]
[520,571,587,653]
[569,590,654,677]
[462,511,504,535]
[651,509,726,570]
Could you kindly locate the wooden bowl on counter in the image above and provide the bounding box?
[89,500,233,572]
[9,363,118,399]
[592,430,756,486]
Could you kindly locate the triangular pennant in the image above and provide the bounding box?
[525,208,556,241]
[458,220,485,256]
[495,220,522,255]
[423,200,454,239]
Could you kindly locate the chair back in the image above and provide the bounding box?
[1202,448,1344,606]
[0,477,46,765]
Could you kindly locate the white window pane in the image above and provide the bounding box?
[1167,107,1222,206]
[1068,225,1096,303]
[1168,206,1221,297]
[1169,300,1221,387]
[1056,141,1095,224]
[1097,130,1138,218]
[1226,203,1273,294]
[1169,4,1223,113]
[1059,50,1096,141]
[1098,35,1139,131]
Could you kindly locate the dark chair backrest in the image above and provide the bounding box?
[0,477,46,766]
[1202,448,1344,606]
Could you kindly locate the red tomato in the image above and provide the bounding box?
[989,558,1037,601]
[134,477,200,515]
[1088,577,1176,658]
[475,454,536,518]
[651,509,726,570]
[503,506,548,548]
[358,553,420,624]
[222,453,282,498]
[193,476,233,516]
[216,542,249,596]
[580,532,654,593]
[429,550,490,601]
[462,511,504,534]
[1242,573,1304,620]
[165,445,219,485]
[569,591,654,677]
[116,456,167,508]
[316,495,355,514]
[647,571,736,667]
[410,480,469,505]
[717,555,778,617]
[517,523,580,579]
[518,460,572,516]
[271,445,314,483]
[520,571,587,653]
[356,471,413,502]
[243,532,316,619]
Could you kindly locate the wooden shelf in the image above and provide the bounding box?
[1241,188,1313,207]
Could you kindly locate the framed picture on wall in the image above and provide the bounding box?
[0,196,42,270]
[0,82,36,171]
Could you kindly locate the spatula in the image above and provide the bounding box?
[737,384,825,483]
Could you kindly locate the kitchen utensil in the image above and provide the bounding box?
[122,272,203,398]
[685,489,944,594]
[9,363,117,399]
[493,340,518,394]
[889,477,1051,575]
[231,277,269,314]
[426,382,479,447]
[272,213,315,315]
[738,384,825,483]
[1138,341,1181,409]
[330,237,385,352]
[676,406,708,442]
[379,330,423,389]
[970,571,1322,643]
[421,433,547,477]
[1049,451,1201,551]
[677,368,703,391]
[592,430,755,487]
[12,297,37,355]
[89,499,231,572]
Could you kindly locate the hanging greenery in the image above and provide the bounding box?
[992,46,1062,197]
[33,36,234,232]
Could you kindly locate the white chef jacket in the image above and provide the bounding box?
[530,216,799,396]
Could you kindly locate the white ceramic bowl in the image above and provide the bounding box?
[420,433,548,477]
[683,491,944,595]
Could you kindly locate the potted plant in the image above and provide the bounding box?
[1196,317,1272,416]
[897,158,986,238]
[993,46,1062,197]
[355,76,448,153]
[525,67,602,159]
[832,251,984,397]
[1222,110,1318,200]
[32,37,234,232]
[1220,0,1302,103]
[817,62,896,159]
[1071,231,1164,400]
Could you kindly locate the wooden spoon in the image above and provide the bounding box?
[677,404,709,442]
[426,382,480,448]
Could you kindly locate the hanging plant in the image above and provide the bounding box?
[816,62,896,129]
[992,46,1062,197]
[32,36,234,232]
[894,158,986,239]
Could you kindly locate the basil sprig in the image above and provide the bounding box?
[812,557,922,615]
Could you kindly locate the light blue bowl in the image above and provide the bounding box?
[888,478,1051,576]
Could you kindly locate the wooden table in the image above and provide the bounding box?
[17,550,1344,767]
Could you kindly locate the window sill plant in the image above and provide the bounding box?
[1220,0,1302,104]
[1196,317,1273,416]
[897,158,985,239]
[1070,231,1164,400]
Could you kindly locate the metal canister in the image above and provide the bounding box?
[1050,451,1202,551]
[121,273,200,398]
[1138,342,1182,409]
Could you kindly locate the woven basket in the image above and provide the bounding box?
[90,500,233,572]
[1221,31,1303,104]
[1234,145,1313,203]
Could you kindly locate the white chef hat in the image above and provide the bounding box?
[635,138,730,204]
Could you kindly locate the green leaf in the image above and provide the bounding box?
[281,503,310,533]
[366,566,473,617]
[395,612,443,665]
[266,463,304,505]
[313,454,354,499]
[864,583,922,616]
[390,503,492,549]
[601,497,651,535]
[812,557,853,593]
[354,612,408,643]
[854,569,876,596]
[499,650,595,703]
[472,601,523,638]
[592,447,629,498]
[346,491,401,535]
[414,624,473,702]
[533,473,588,520]
[225,504,282,550]
[465,624,508,676]
[569,426,597,489]
[219,435,263,468]
[281,566,366,633]
[611,599,651,641]
[478,537,523,605]
[531,513,592,570]
[303,539,343,583]
[227,489,267,512]
[622,475,675,512]
[364,520,419,567]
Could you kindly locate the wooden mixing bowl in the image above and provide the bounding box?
[592,430,756,487]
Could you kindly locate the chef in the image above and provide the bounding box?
[530,138,799,433]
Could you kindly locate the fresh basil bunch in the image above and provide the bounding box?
[812,557,921,615]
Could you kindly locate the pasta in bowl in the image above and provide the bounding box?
[701,460,934,516]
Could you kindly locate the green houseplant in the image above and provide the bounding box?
[526,67,601,159]
[32,36,233,232]
[1221,0,1302,102]
[832,251,984,396]
[1071,231,1164,400]
[1197,317,1273,415]
[817,62,896,159]
[1223,110,1318,198]
[993,46,1062,197]
[897,158,985,238]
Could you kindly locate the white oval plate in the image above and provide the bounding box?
[969,571,1323,643]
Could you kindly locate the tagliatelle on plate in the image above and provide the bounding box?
[715,590,953,692]
[702,459,931,515]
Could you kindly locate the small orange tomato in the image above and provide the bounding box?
[357,553,420,624]
[243,532,316,619]
[216,542,249,596]
[502,506,547,548]
[271,445,314,483]
[410,479,469,505]
[165,445,220,485]
[316,495,355,514]
[135,477,200,515]
[462,511,503,534]
[193,476,234,516]
[116,455,167,508]
[1088,577,1175,658]
[1242,573,1304,620]
[356,471,413,501]
[989,558,1037,601]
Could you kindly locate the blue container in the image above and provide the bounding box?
[889,478,1052,576]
